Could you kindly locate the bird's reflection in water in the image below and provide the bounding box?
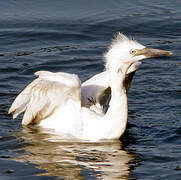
[13,127,134,180]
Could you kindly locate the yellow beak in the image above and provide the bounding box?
[135,48,173,58]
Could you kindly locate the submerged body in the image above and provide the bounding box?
[9,33,172,141]
[37,71,128,141]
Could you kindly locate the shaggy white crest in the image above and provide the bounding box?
[104,32,145,71]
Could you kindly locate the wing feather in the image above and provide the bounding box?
[9,71,81,125]
[82,62,141,109]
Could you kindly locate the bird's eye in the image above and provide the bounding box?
[130,50,136,55]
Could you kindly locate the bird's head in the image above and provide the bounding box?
[104,32,172,74]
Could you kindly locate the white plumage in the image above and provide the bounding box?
[9,33,172,141]
[81,61,141,110]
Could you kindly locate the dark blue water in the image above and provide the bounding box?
[0,0,180,179]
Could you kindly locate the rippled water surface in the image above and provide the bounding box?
[0,0,181,179]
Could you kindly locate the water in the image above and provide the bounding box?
[0,0,180,179]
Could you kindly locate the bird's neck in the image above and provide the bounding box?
[104,68,128,139]
[109,70,126,95]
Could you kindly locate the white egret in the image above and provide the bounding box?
[9,33,172,141]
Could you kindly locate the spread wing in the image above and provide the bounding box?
[81,71,109,107]
[82,62,141,108]
[9,71,81,126]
